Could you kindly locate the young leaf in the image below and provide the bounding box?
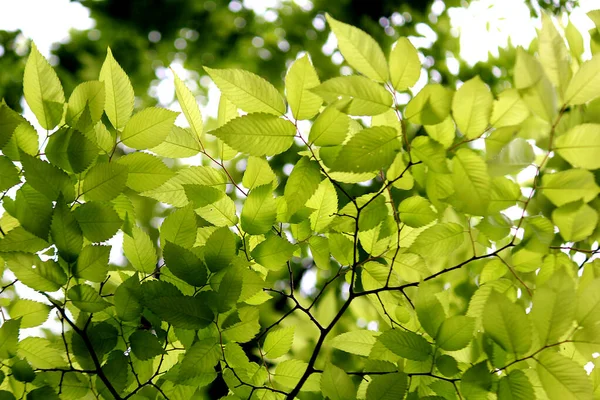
[263,326,295,359]
[0,319,20,359]
[9,300,50,328]
[150,126,201,157]
[284,157,322,217]
[435,316,475,351]
[404,84,453,125]
[539,14,571,93]
[306,179,338,233]
[321,363,356,400]
[251,234,297,270]
[483,290,531,355]
[537,351,593,400]
[452,148,491,215]
[204,67,286,115]
[409,222,464,258]
[541,169,600,206]
[0,226,48,253]
[564,53,600,105]
[173,71,203,143]
[389,37,421,91]
[241,185,277,235]
[490,89,530,128]
[23,42,65,130]
[117,152,174,192]
[424,117,455,149]
[242,156,277,190]
[123,225,157,274]
[99,47,134,129]
[398,196,437,228]
[497,370,535,400]
[67,81,105,127]
[311,76,393,116]
[330,330,378,357]
[377,329,432,361]
[514,47,543,89]
[83,162,128,201]
[20,152,75,201]
[452,76,493,139]
[554,124,600,170]
[552,201,598,242]
[45,127,99,173]
[209,113,296,157]
[308,105,350,146]
[120,107,178,150]
[114,274,142,322]
[326,13,388,82]
[461,362,493,399]
[285,54,322,120]
[530,284,576,346]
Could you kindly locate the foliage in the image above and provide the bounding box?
[1,10,600,400]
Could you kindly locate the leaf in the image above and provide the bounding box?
[216,268,243,312]
[541,169,600,206]
[555,124,600,170]
[14,184,53,239]
[9,300,50,328]
[284,157,322,217]
[452,76,493,139]
[263,326,295,359]
[410,136,449,173]
[306,179,338,233]
[389,37,421,91]
[483,290,531,355]
[461,362,493,400]
[23,42,64,130]
[537,351,593,400]
[67,80,105,128]
[67,284,110,313]
[114,274,142,321]
[45,128,99,174]
[321,363,356,400]
[409,222,464,258]
[73,245,110,282]
[185,185,238,227]
[330,126,401,173]
[222,306,260,343]
[0,319,20,359]
[435,316,475,351]
[204,227,237,272]
[117,152,174,192]
[377,329,432,361]
[498,370,535,400]
[20,152,75,201]
[129,330,164,361]
[514,47,543,89]
[241,184,277,235]
[415,286,446,337]
[404,84,453,125]
[0,101,27,149]
[159,205,196,249]
[398,196,437,228]
[99,47,134,129]
[275,359,308,389]
[123,225,157,274]
[120,107,178,150]
[242,156,277,190]
[366,372,408,400]
[530,284,576,346]
[490,89,530,128]
[577,278,600,328]
[142,281,214,329]
[309,105,350,146]
[173,71,203,142]
[285,54,322,120]
[564,53,600,104]
[326,14,388,82]
[210,113,296,157]
[251,234,297,270]
[150,126,201,157]
[0,227,48,253]
[5,253,66,292]
[204,67,285,115]
[330,330,378,357]
[12,359,35,383]
[18,337,65,370]
[83,162,128,201]
[452,148,491,216]
[163,241,208,286]
[539,14,571,92]
[74,201,122,242]
[0,156,20,192]
[179,337,221,380]
[424,117,455,149]
[311,76,393,116]
[552,201,598,242]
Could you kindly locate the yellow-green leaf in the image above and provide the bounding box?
[405,84,453,125]
[120,107,178,150]
[99,47,134,129]
[555,124,600,170]
[285,54,322,120]
[452,76,493,139]
[173,71,204,143]
[389,37,421,91]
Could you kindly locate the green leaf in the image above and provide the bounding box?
[321,363,356,400]
[330,126,401,173]
[326,14,388,82]
[163,241,207,286]
[389,37,421,91]
[150,126,201,158]
[366,372,408,400]
[306,179,338,233]
[242,156,277,190]
[5,253,66,291]
[83,162,128,201]
[216,268,243,312]
[68,284,110,313]
[0,101,27,149]
[514,47,543,89]
[404,84,453,125]
[490,89,530,128]
[117,152,174,192]
[483,290,531,355]
[204,67,285,115]
[73,245,110,282]
[410,136,449,173]
[123,225,157,274]
[210,113,295,157]
[173,71,203,143]
[9,300,50,328]
[576,278,600,328]
[204,227,237,272]
[74,201,122,242]
[99,47,134,129]
[330,330,378,357]
[539,14,571,93]
[46,128,98,174]
[129,330,164,361]
[537,351,593,400]
[160,205,197,249]
[398,196,437,228]
[541,169,600,206]
[489,176,522,214]
[555,124,600,170]
[461,362,493,400]
[285,54,322,120]
[14,184,53,239]
[436,355,459,377]
[0,227,48,253]
[452,76,493,139]
[498,370,535,400]
[275,359,308,389]
[67,81,105,127]
[2,120,38,160]
[410,222,464,258]
[185,184,238,227]
[18,337,65,370]
[424,117,455,149]
[415,286,446,338]
[23,42,64,130]
[241,185,277,235]
[222,306,260,343]
[120,107,178,150]
[251,234,297,270]
[26,387,59,400]
[284,157,322,217]
[311,76,393,116]
[452,148,491,216]
[564,53,600,105]
[308,105,349,147]
[263,326,295,359]
[487,138,535,176]
[179,337,221,380]
[552,201,598,242]
[0,156,21,192]
[435,316,475,351]
[20,152,75,201]
[378,329,432,361]
[142,281,214,329]
[0,319,20,359]
[114,274,143,321]
[12,359,35,383]
[530,284,576,346]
